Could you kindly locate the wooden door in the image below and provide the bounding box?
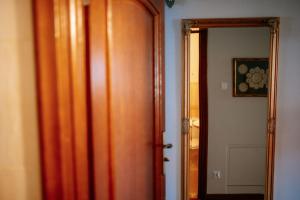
[34,0,164,199]
[89,0,165,200]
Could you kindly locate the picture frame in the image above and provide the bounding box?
[232,58,269,97]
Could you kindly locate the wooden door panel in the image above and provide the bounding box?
[90,0,164,199]
[110,1,154,199]
[146,0,161,8]
[34,0,164,199]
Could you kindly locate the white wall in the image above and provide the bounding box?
[0,0,41,199]
[164,0,300,200]
[206,28,269,194]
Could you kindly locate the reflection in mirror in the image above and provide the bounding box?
[188,27,270,200]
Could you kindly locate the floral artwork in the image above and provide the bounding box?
[233,58,269,97]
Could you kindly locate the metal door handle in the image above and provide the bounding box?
[164,157,170,162]
[163,143,173,149]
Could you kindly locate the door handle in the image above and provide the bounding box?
[163,143,173,149]
[164,157,170,162]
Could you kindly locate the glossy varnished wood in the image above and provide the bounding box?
[182,18,280,200]
[110,2,155,198]
[33,0,62,198]
[35,0,164,199]
[182,18,275,29]
[33,0,90,199]
[69,0,90,198]
[90,0,165,199]
[265,19,279,200]
[89,0,112,199]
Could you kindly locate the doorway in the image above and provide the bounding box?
[181,18,279,200]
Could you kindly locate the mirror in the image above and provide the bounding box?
[182,18,279,200]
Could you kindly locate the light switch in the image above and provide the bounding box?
[213,170,222,180]
[221,81,228,90]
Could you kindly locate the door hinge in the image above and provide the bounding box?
[182,118,190,134]
[268,117,276,135]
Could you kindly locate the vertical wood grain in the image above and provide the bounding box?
[33,0,62,198]
[90,0,165,199]
[69,0,91,199]
[89,0,112,199]
[265,20,280,200]
[35,0,164,199]
[33,0,90,199]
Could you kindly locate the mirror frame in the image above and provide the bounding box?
[181,17,280,200]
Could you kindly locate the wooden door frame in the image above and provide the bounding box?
[33,0,91,199]
[181,17,280,200]
[198,29,208,200]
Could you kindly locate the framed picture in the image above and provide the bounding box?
[233,58,269,97]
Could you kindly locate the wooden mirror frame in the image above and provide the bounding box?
[181,17,280,200]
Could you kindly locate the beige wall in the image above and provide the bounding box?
[206,28,269,194]
[0,0,41,199]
